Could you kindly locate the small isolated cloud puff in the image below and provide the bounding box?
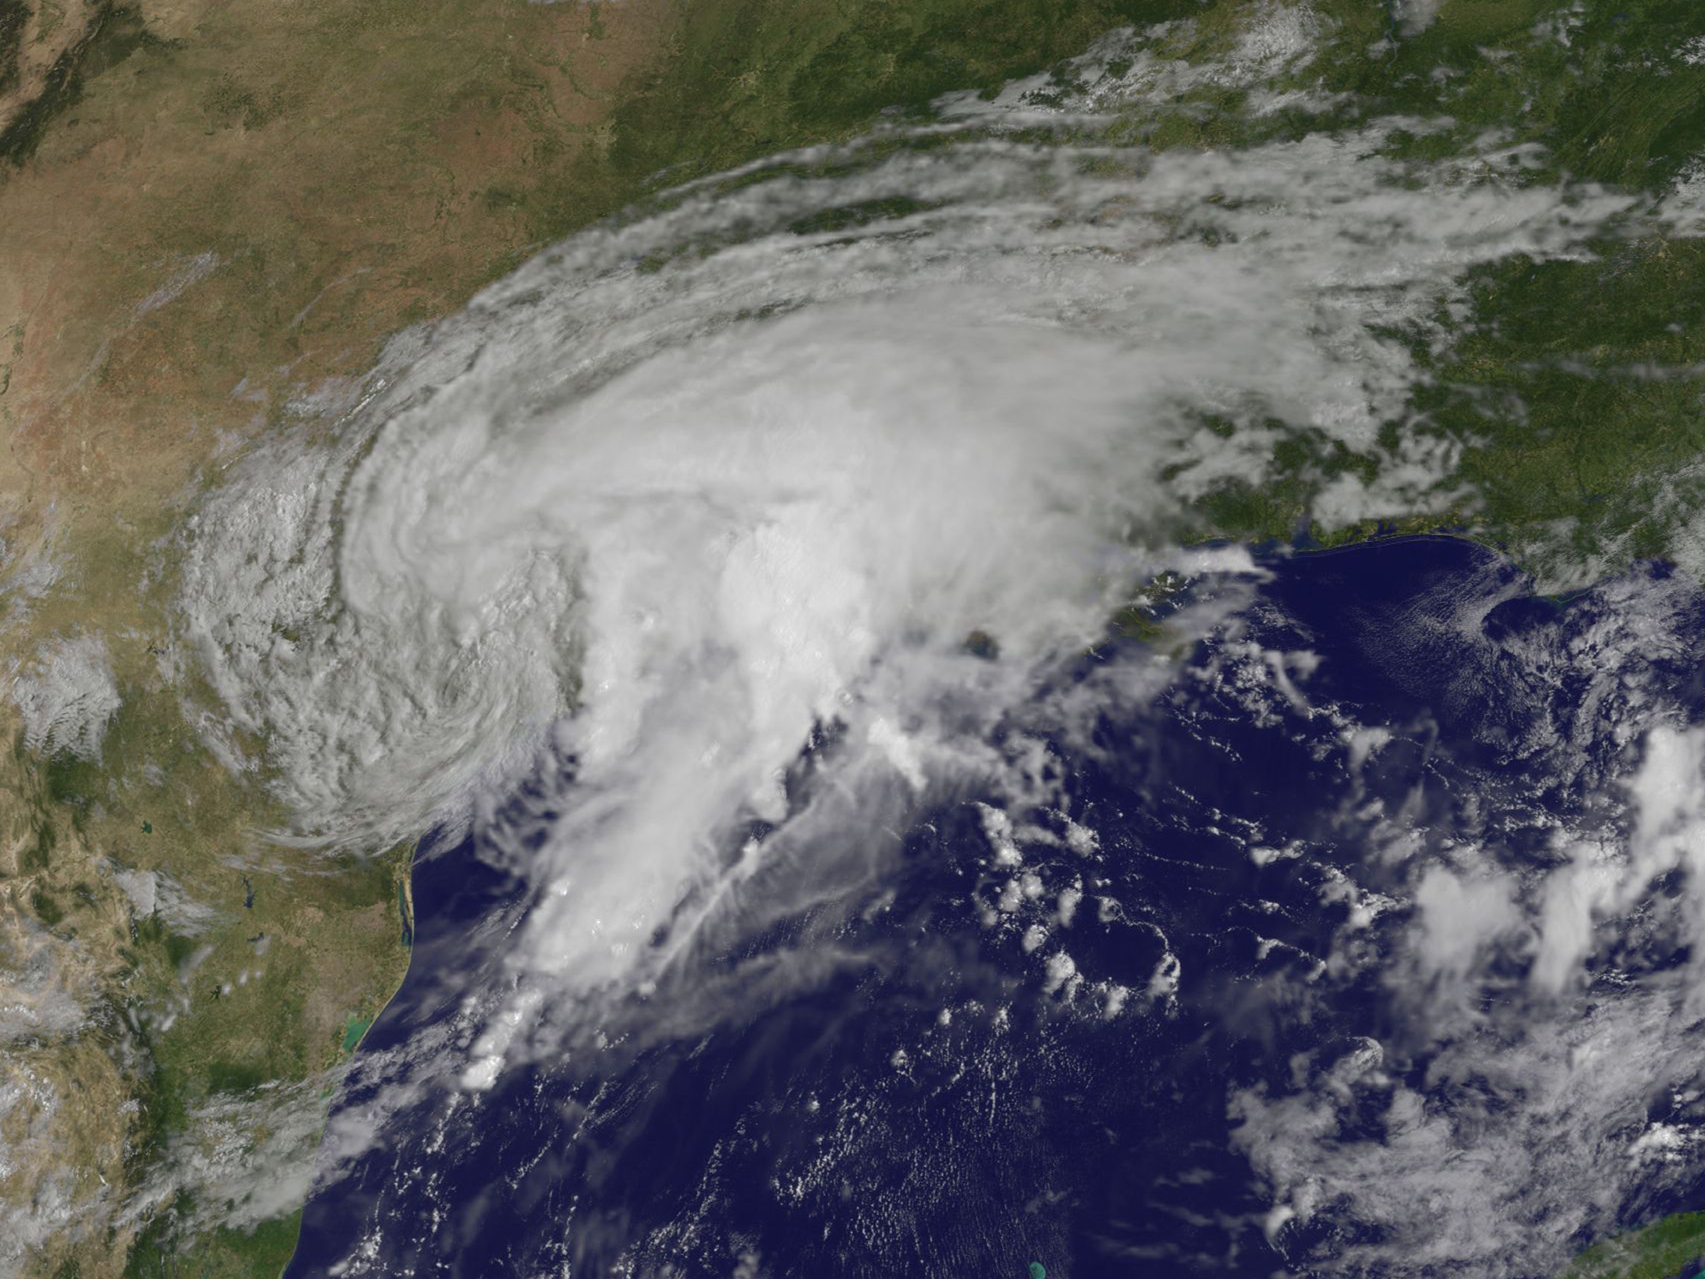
[1412,863,1521,984]
[1392,0,1443,36]
[7,634,121,760]
[113,869,220,937]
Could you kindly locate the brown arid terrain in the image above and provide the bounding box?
[0,0,101,139]
[0,0,676,1271]
[0,0,674,511]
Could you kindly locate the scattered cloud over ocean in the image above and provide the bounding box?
[1226,564,1705,1278]
[1233,984,1705,1277]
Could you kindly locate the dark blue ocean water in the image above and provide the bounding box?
[284,537,1705,1278]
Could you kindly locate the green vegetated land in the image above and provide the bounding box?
[1134,0,1705,578]
[1563,1211,1705,1279]
[459,0,1212,287]
[23,672,416,1279]
[1394,0,1705,581]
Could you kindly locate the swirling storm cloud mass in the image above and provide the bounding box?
[164,20,1705,1277]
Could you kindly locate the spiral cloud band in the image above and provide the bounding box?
[178,34,1640,1074]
